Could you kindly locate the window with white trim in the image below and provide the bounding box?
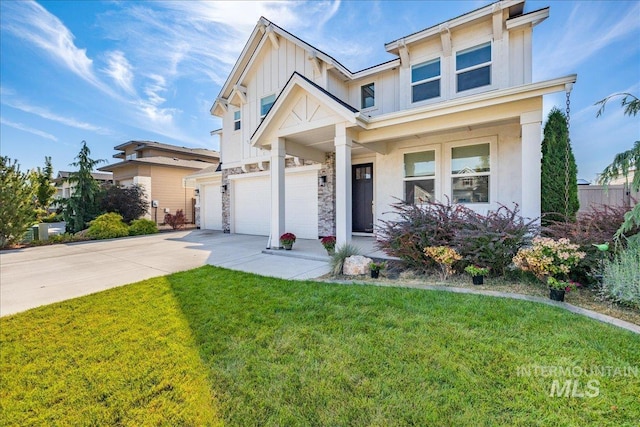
[233,110,241,131]
[361,83,375,109]
[260,94,276,119]
[450,143,490,203]
[411,58,440,102]
[456,42,491,92]
[404,150,436,204]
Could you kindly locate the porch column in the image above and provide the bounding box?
[520,110,542,223]
[334,123,352,247]
[270,137,286,248]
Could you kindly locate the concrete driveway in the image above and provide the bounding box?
[0,230,330,317]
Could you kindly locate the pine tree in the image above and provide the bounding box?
[541,107,579,224]
[63,141,105,233]
[0,157,36,247]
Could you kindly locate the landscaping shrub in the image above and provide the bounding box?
[164,209,185,230]
[377,199,535,275]
[128,219,158,236]
[86,213,129,240]
[452,205,537,276]
[376,199,467,272]
[330,243,360,275]
[542,205,638,284]
[601,240,640,309]
[100,184,149,223]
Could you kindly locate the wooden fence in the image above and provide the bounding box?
[577,184,639,214]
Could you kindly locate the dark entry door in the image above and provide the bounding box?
[352,163,374,232]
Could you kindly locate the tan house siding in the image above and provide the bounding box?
[150,166,198,223]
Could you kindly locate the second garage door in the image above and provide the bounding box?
[232,171,319,239]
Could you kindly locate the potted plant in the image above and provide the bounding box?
[369,261,386,279]
[320,235,336,255]
[280,232,296,250]
[547,277,580,302]
[464,265,489,285]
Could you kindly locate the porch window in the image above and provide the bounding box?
[361,83,375,109]
[404,150,435,204]
[450,143,490,203]
[260,94,276,119]
[411,58,440,102]
[456,42,491,92]
[233,110,241,131]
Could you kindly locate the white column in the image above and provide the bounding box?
[270,138,286,248]
[335,123,352,247]
[520,110,542,223]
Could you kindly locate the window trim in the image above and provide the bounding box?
[455,41,493,94]
[411,57,441,104]
[444,137,497,206]
[260,93,276,119]
[360,82,376,110]
[233,110,241,131]
[402,146,440,205]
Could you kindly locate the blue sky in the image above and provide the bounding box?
[1,0,638,182]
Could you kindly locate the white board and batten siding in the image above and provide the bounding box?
[230,167,319,239]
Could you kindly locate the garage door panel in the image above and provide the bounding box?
[202,184,222,230]
[234,177,270,236]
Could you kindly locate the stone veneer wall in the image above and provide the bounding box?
[318,152,336,237]
[221,166,243,232]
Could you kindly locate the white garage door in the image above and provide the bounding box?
[232,171,318,239]
[201,183,222,230]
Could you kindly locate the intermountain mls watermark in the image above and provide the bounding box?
[517,365,638,398]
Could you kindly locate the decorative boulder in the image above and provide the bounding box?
[343,255,373,276]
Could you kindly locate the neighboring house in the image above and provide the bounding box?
[194,0,576,248]
[99,141,219,224]
[53,171,114,200]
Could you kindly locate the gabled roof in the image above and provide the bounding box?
[54,171,113,184]
[250,72,365,146]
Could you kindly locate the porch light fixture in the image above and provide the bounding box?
[194,188,200,195]
[220,184,228,193]
[319,175,327,187]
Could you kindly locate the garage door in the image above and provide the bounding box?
[232,171,319,239]
[201,183,222,230]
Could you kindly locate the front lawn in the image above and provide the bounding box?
[1,266,639,426]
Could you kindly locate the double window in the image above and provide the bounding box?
[361,83,375,109]
[450,143,490,203]
[260,94,276,119]
[411,59,440,102]
[456,42,491,92]
[233,110,241,131]
[404,150,436,204]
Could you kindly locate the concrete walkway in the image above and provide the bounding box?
[0,230,331,317]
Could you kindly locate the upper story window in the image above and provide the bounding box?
[233,110,241,131]
[361,83,375,109]
[125,152,138,160]
[411,58,440,103]
[450,143,490,203]
[456,42,491,92]
[260,94,276,119]
[404,150,435,204]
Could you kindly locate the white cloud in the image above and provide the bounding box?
[0,117,58,141]
[1,0,116,97]
[103,51,136,95]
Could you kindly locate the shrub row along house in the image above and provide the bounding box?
[188,0,576,248]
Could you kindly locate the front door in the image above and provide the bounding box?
[352,163,373,232]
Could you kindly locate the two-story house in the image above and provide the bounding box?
[100,140,219,224]
[198,0,576,248]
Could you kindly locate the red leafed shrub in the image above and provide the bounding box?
[542,205,639,284]
[164,209,185,230]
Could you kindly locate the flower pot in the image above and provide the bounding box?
[370,269,379,279]
[325,248,335,256]
[282,242,293,250]
[472,275,484,285]
[549,288,565,302]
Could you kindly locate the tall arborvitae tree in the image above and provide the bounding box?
[63,141,105,233]
[32,156,56,214]
[541,107,579,224]
[0,157,36,247]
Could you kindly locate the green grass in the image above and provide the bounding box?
[2,266,639,426]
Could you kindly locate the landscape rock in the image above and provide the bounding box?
[343,255,373,276]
